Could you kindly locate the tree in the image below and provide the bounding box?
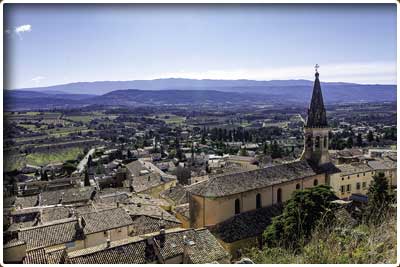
[356,134,363,147]
[263,185,337,249]
[263,142,268,155]
[191,142,195,166]
[84,169,90,186]
[62,162,76,176]
[87,155,93,168]
[366,172,391,224]
[346,137,353,148]
[239,147,248,156]
[270,141,282,159]
[41,170,48,181]
[127,149,132,159]
[176,166,191,185]
[367,130,374,143]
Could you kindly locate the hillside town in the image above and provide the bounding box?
[3,69,397,264]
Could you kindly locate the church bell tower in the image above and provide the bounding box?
[301,65,330,166]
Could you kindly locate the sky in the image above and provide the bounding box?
[4,4,397,89]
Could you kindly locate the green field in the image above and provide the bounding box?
[150,114,186,125]
[4,147,84,171]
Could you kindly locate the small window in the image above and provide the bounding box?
[103,231,108,237]
[346,184,351,192]
[277,188,282,203]
[235,199,240,214]
[256,193,262,209]
[347,176,350,179]
[363,173,365,176]
[306,136,312,148]
[356,182,361,190]
[315,136,320,148]
[296,183,301,190]
[357,174,359,178]
[313,179,318,186]
[362,182,367,188]
[340,185,345,193]
[341,177,344,181]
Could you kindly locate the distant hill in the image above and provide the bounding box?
[4,78,396,110]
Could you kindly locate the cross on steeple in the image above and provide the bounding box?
[314,64,319,73]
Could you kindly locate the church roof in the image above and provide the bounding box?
[188,160,317,198]
[306,71,328,128]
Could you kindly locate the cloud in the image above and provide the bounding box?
[15,24,32,33]
[15,24,32,39]
[31,76,45,84]
[154,61,396,85]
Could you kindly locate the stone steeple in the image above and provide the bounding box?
[306,70,328,128]
[301,65,330,166]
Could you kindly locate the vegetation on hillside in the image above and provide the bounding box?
[246,175,396,264]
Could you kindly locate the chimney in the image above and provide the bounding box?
[37,194,42,206]
[183,235,189,264]
[38,210,43,225]
[106,231,111,247]
[75,216,85,240]
[158,223,166,248]
[183,235,195,264]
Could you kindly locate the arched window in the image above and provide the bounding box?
[277,188,282,203]
[306,136,312,148]
[256,193,262,209]
[296,183,301,190]
[315,136,320,148]
[323,136,328,148]
[313,179,318,186]
[235,199,240,214]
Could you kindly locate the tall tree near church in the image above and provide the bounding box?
[84,168,90,187]
[366,172,391,224]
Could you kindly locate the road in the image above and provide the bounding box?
[74,148,95,174]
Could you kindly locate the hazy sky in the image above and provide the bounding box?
[4,4,397,89]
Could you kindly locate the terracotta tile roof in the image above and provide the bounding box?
[160,184,188,205]
[41,206,71,223]
[210,204,283,243]
[66,228,229,264]
[14,195,38,208]
[174,203,190,220]
[189,160,316,197]
[129,215,181,236]
[24,248,47,264]
[40,187,94,206]
[81,208,133,235]
[130,194,171,207]
[67,236,147,264]
[123,203,180,223]
[186,228,231,264]
[337,163,373,176]
[18,218,78,251]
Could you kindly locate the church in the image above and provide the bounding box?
[187,66,340,256]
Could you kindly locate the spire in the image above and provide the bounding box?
[306,65,328,128]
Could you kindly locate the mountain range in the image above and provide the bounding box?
[4,78,396,110]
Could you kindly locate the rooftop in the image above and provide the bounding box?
[189,160,316,197]
[67,228,229,264]
[81,207,133,235]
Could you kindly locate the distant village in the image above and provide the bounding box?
[3,70,397,264]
